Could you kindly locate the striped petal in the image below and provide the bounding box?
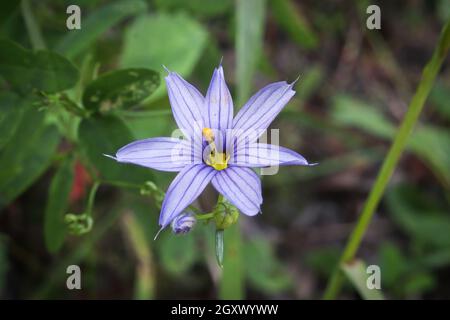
[232,81,295,142]
[159,164,216,227]
[165,71,204,138]
[231,143,309,167]
[205,66,233,130]
[211,167,262,216]
[113,137,193,172]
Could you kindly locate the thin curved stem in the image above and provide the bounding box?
[323,19,450,300]
[21,0,46,50]
[86,181,100,215]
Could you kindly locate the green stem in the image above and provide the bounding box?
[195,213,214,220]
[219,223,244,299]
[323,19,450,300]
[86,181,100,215]
[21,0,46,50]
[101,180,142,189]
[122,212,155,299]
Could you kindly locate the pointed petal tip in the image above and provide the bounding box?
[289,75,301,87]
[103,153,117,161]
[219,56,224,67]
[162,65,170,74]
[153,227,164,240]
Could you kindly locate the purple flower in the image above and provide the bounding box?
[110,65,312,229]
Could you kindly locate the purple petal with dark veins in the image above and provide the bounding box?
[165,71,204,138]
[113,137,194,172]
[211,167,262,216]
[159,164,216,227]
[205,66,233,130]
[232,81,295,142]
[231,143,310,167]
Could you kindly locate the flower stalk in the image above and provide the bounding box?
[323,18,450,300]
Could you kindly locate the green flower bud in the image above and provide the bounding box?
[213,202,239,230]
[65,213,93,235]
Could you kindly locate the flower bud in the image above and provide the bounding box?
[171,212,196,234]
[214,202,239,230]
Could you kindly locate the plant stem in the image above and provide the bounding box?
[21,0,46,50]
[323,19,450,300]
[86,181,100,215]
[219,223,244,299]
[101,180,142,189]
[196,213,214,220]
[122,212,155,300]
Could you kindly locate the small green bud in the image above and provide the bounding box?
[213,202,239,230]
[140,181,157,195]
[65,213,93,235]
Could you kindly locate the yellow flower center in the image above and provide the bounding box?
[202,127,229,171]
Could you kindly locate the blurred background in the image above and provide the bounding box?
[0,0,449,299]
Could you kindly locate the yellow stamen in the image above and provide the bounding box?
[202,127,215,143]
[202,127,229,171]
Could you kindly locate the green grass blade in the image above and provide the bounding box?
[323,18,450,300]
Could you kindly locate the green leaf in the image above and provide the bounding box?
[332,94,450,187]
[154,0,232,17]
[0,1,20,24]
[78,115,153,184]
[295,65,324,101]
[158,232,198,276]
[304,247,340,278]
[403,272,436,296]
[341,259,384,300]
[332,95,395,139]
[430,81,450,120]
[409,126,450,188]
[44,157,74,253]
[121,110,176,139]
[379,243,409,287]
[386,184,450,248]
[0,92,24,150]
[270,0,318,49]
[0,102,60,209]
[236,0,267,105]
[0,39,79,94]
[120,12,208,101]
[82,68,160,112]
[243,237,292,295]
[54,0,148,59]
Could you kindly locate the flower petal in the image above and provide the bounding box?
[211,167,262,216]
[159,164,216,227]
[165,71,204,138]
[232,81,295,141]
[113,137,193,172]
[231,143,309,167]
[205,66,233,130]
